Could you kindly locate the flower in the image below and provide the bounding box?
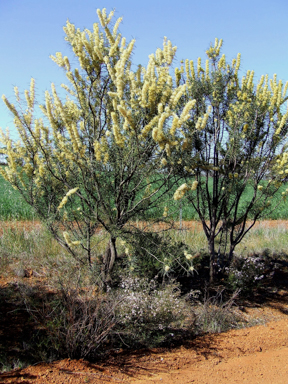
[161,158,168,166]
[66,187,79,197]
[191,180,198,191]
[173,183,189,200]
[184,250,193,260]
[58,187,79,210]
[71,240,81,246]
[163,206,168,217]
[243,124,248,132]
[57,196,68,210]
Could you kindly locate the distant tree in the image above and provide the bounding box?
[166,39,288,282]
[0,9,196,285]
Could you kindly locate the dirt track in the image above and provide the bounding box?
[0,316,287,384]
[129,318,288,383]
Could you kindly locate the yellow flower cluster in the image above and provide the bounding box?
[184,250,193,260]
[205,38,223,60]
[195,106,212,130]
[163,206,168,217]
[218,54,226,69]
[185,60,195,81]
[191,180,198,191]
[63,231,81,247]
[58,187,79,210]
[93,138,109,164]
[225,64,288,134]
[274,153,288,176]
[173,183,189,200]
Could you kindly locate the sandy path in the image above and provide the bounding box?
[1,318,287,384]
[128,318,288,384]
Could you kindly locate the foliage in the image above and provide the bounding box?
[226,254,266,293]
[0,8,195,284]
[118,230,197,280]
[21,282,118,360]
[168,38,288,282]
[194,289,241,333]
[114,276,191,347]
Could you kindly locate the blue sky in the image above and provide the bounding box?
[1,0,288,140]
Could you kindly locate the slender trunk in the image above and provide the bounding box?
[228,243,236,265]
[101,237,117,287]
[87,222,92,267]
[208,234,216,284]
[216,222,229,270]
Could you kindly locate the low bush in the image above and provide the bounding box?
[194,289,241,334]
[226,255,266,293]
[19,275,195,357]
[20,283,119,360]
[114,276,193,347]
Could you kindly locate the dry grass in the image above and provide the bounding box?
[168,221,288,259]
[236,222,288,257]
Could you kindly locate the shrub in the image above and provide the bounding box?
[21,283,118,360]
[119,231,196,281]
[194,289,241,333]
[226,254,266,293]
[114,276,192,347]
[0,8,192,285]
[170,39,288,283]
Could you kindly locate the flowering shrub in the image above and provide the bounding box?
[226,255,266,292]
[0,7,194,284]
[114,276,191,347]
[170,38,288,284]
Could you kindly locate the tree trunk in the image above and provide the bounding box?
[228,243,236,265]
[208,236,216,284]
[101,237,117,287]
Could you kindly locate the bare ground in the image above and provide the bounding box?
[1,314,288,383]
[0,220,288,384]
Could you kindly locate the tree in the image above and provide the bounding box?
[0,9,196,285]
[166,39,288,282]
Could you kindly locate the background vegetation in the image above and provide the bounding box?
[1,172,288,221]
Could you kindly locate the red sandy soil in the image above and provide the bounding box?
[1,315,288,384]
[0,220,288,384]
[1,219,288,234]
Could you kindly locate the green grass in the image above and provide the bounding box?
[150,186,288,222]
[236,222,288,255]
[0,174,36,220]
[1,170,288,221]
